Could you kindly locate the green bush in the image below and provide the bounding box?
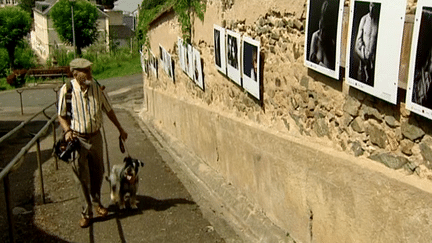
[0,41,37,78]
[0,48,9,77]
[14,41,37,69]
[51,47,75,66]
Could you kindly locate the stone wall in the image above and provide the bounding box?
[143,0,432,242]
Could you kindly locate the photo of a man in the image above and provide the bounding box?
[214,28,221,68]
[412,7,432,109]
[307,0,339,71]
[349,1,381,87]
[243,42,258,82]
[227,34,238,69]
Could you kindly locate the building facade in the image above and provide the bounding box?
[31,0,109,62]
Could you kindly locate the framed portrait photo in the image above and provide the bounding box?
[305,0,344,79]
[242,36,260,100]
[159,44,167,75]
[193,47,204,90]
[346,0,406,104]
[178,37,185,73]
[187,43,194,80]
[139,50,148,74]
[159,44,164,71]
[406,0,432,119]
[166,51,174,81]
[150,50,158,78]
[226,29,242,86]
[214,24,226,75]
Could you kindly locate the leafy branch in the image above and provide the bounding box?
[137,0,206,53]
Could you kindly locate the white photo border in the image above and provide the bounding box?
[345,0,406,104]
[214,24,227,75]
[226,29,242,86]
[187,44,194,80]
[242,36,260,100]
[304,0,344,79]
[406,0,432,119]
[193,47,204,90]
[150,50,158,78]
[177,37,185,73]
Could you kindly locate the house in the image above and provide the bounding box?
[105,10,135,49]
[30,0,110,62]
[0,0,18,7]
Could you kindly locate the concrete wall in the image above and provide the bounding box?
[142,0,432,242]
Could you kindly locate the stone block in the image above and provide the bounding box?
[369,152,408,170]
[401,121,425,141]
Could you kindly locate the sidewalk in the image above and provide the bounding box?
[0,82,241,242]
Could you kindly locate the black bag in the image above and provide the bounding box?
[54,136,80,163]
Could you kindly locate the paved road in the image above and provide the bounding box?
[0,74,241,243]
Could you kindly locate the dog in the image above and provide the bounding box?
[107,157,144,210]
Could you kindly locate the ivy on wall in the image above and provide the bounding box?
[174,0,206,43]
[137,0,206,53]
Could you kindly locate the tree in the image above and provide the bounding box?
[50,0,99,56]
[18,0,36,17]
[0,6,32,69]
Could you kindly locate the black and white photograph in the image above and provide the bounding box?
[166,51,174,81]
[139,50,148,74]
[187,43,194,80]
[226,29,241,86]
[242,36,260,100]
[348,1,381,87]
[193,47,204,90]
[406,1,432,119]
[214,24,226,75]
[159,44,174,81]
[305,0,343,79]
[346,0,405,104]
[159,45,164,72]
[178,37,185,73]
[150,50,158,78]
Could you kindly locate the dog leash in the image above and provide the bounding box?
[101,125,111,177]
[119,136,130,157]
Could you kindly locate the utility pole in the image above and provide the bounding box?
[70,0,76,58]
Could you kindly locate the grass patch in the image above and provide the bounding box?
[0,77,13,91]
[0,51,142,91]
[93,54,142,80]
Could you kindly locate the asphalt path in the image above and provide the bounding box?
[0,74,240,243]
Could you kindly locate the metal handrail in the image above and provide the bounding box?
[0,114,57,181]
[1,104,58,243]
[0,101,57,145]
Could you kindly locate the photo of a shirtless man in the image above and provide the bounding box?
[349,1,381,87]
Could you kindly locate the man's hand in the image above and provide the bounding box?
[119,127,128,141]
[65,130,75,142]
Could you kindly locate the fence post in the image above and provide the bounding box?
[52,124,58,170]
[16,89,24,115]
[3,171,16,243]
[36,139,45,204]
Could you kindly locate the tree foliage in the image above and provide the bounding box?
[137,0,205,50]
[174,0,205,43]
[50,0,99,56]
[0,6,32,69]
[18,0,36,16]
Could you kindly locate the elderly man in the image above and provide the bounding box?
[354,2,380,86]
[57,58,128,228]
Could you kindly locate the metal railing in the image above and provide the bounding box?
[0,101,58,243]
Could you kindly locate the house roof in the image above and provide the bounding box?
[109,25,134,39]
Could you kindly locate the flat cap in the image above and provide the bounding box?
[70,58,92,69]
